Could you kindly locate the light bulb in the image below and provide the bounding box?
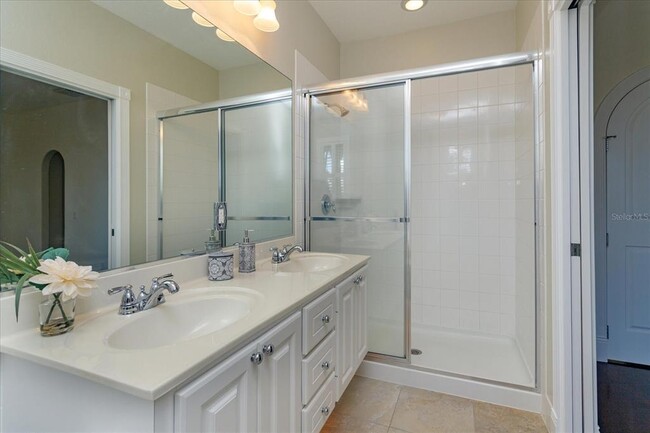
[163,0,188,10]
[191,11,214,27]
[216,29,235,42]
[253,0,279,32]
[234,0,262,16]
[401,0,426,11]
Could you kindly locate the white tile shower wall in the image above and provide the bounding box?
[411,66,534,338]
[145,84,201,262]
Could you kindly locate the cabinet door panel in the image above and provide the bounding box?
[175,342,258,433]
[258,312,302,433]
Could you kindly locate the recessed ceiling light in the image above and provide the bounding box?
[163,0,188,10]
[191,11,214,27]
[401,0,427,12]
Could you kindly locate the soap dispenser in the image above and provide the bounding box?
[238,229,256,273]
[205,229,221,254]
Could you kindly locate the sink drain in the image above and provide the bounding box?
[411,348,422,355]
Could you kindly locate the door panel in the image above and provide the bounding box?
[607,80,650,365]
[309,83,407,359]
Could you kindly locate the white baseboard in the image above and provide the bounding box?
[596,337,608,362]
[357,360,541,413]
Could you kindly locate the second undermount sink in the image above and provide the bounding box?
[268,252,349,273]
[105,289,259,350]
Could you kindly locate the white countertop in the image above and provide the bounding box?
[0,253,369,400]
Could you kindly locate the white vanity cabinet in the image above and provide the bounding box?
[336,266,368,400]
[174,312,301,433]
[300,288,337,433]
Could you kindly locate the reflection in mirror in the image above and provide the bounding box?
[156,92,292,260]
[0,0,292,277]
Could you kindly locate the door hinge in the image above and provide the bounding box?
[571,243,581,257]
[605,135,616,152]
[606,232,609,247]
[111,229,115,236]
[606,325,609,339]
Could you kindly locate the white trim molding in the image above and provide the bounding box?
[0,47,131,268]
[549,2,578,432]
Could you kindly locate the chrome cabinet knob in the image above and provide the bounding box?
[321,361,330,370]
[321,315,330,324]
[250,352,264,365]
[321,407,330,415]
[262,344,274,355]
[354,275,364,285]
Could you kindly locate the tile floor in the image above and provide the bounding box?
[322,376,548,433]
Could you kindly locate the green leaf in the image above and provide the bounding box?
[41,248,69,261]
[0,254,36,275]
[13,273,32,321]
[25,240,41,268]
[0,241,28,259]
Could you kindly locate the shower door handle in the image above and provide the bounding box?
[321,194,336,215]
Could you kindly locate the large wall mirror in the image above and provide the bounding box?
[0,0,292,276]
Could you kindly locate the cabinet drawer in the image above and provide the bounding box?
[302,288,336,355]
[301,373,336,433]
[302,330,336,405]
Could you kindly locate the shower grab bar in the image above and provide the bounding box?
[310,216,409,223]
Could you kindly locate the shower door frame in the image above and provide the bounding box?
[303,52,542,390]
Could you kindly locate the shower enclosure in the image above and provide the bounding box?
[305,53,539,389]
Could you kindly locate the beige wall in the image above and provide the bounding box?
[185,0,340,81]
[339,10,516,78]
[0,0,222,265]
[594,0,650,110]
[219,62,290,99]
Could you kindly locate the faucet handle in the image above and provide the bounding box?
[153,273,174,283]
[108,284,133,296]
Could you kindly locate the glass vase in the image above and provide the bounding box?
[39,293,76,336]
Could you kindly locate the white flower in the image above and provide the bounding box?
[29,257,99,300]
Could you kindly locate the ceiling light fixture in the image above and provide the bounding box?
[253,0,280,32]
[216,28,235,42]
[401,0,427,12]
[234,0,262,16]
[163,0,188,10]
[191,11,214,27]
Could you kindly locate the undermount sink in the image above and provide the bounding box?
[105,289,259,350]
[267,252,349,273]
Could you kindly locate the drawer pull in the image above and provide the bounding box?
[250,352,263,365]
[321,361,330,370]
[321,315,330,324]
[354,276,364,285]
[321,406,330,415]
[262,344,274,355]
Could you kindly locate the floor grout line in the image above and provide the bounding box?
[386,385,402,430]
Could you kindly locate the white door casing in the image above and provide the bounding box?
[606,80,650,365]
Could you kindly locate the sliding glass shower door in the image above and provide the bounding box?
[308,84,408,359]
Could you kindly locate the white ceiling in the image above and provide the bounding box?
[308,0,518,43]
[93,1,261,71]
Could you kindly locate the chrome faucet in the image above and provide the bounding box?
[270,244,304,264]
[108,273,180,315]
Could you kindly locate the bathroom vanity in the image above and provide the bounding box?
[0,252,369,433]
